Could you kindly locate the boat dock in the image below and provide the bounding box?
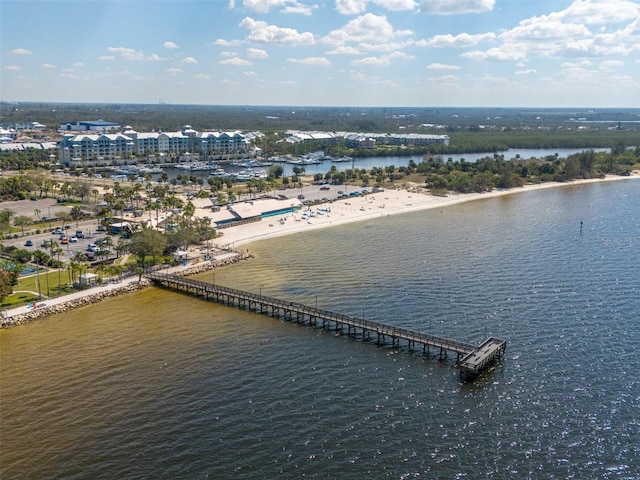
[146,272,507,380]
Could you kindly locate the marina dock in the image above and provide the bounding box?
[146,272,507,380]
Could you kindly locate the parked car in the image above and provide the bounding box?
[96,225,106,232]
[52,228,64,235]
[60,237,69,244]
[70,236,78,243]
[25,240,33,246]
[320,186,330,191]
[88,244,99,252]
[97,201,108,207]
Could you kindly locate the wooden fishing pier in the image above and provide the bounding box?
[147,272,507,380]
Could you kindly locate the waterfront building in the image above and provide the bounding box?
[344,133,376,149]
[342,132,449,147]
[58,119,121,133]
[57,125,249,166]
[58,133,134,166]
[196,130,248,157]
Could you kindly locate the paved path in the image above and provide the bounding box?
[3,265,189,319]
[2,250,241,322]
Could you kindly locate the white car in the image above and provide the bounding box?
[87,244,99,252]
[98,201,108,207]
[70,236,78,243]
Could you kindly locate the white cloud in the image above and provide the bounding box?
[219,57,253,65]
[11,48,32,55]
[352,56,389,65]
[599,59,624,69]
[107,47,165,61]
[164,41,179,49]
[182,57,198,64]
[358,41,410,53]
[483,1,640,62]
[41,63,55,69]
[427,63,461,70]
[214,39,243,46]
[322,13,396,46]
[108,47,145,60]
[557,0,640,25]
[336,0,417,15]
[462,47,526,62]
[99,55,116,61]
[351,50,413,65]
[244,70,258,76]
[167,68,183,74]
[420,0,495,15]
[374,0,417,11]
[4,66,21,71]
[419,32,495,47]
[247,47,269,58]
[238,0,315,15]
[336,0,368,15]
[239,17,315,44]
[287,56,331,65]
[326,45,362,55]
[195,73,210,79]
[282,4,317,15]
[73,62,85,68]
[515,69,537,75]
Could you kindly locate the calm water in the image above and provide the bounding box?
[1,180,639,479]
[158,147,608,180]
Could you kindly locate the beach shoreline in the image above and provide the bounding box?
[217,172,640,249]
[2,173,638,327]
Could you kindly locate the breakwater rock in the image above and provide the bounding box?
[1,280,151,329]
[1,252,253,329]
[173,252,253,277]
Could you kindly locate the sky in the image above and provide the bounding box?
[1,0,639,108]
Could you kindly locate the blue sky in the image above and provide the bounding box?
[2,0,639,107]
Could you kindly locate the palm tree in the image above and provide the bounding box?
[53,245,63,295]
[101,236,113,257]
[33,250,50,299]
[70,206,83,228]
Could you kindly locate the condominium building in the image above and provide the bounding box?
[58,125,249,166]
[58,133,134,166]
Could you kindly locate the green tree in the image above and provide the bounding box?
[70,205,83,227]
[268,164,284,179]
[0,269,14,302]
[127,228,167,278]
[0,209,15,238]
[13,215,33,236]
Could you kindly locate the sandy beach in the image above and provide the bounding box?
[216,173,640,248]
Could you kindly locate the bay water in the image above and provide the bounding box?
[1,179,638,479]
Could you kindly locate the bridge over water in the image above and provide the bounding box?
[146,272,507,380]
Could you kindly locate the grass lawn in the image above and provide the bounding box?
[1,269,73,308]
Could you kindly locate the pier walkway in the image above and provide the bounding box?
[147,272,507,379]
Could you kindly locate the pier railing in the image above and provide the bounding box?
[146,272,506,379]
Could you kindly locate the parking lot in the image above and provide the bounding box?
[4,218,112,263]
